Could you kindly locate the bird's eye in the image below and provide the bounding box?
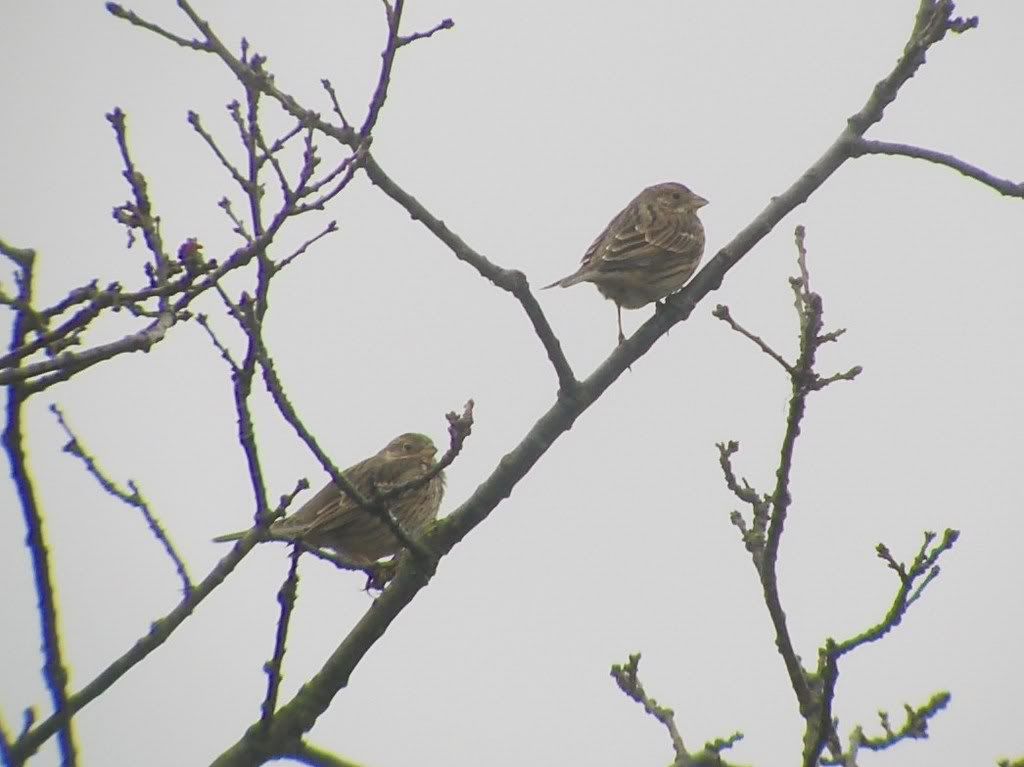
[671,192,681,200]
[404,442,415,452]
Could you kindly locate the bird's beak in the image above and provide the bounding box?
[693,194,709,209]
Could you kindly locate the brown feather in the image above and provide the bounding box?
[545,182,707,309]
[212,433,445,565]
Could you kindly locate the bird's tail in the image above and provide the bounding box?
[212,530,246,543]
[542,272,584,290]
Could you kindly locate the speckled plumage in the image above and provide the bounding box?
[213,433,444,565]
[545,182,708,343]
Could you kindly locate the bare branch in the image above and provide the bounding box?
[105,3,210,51]
[717,441,769,562]
[188,110,250,191]
[830,530,959,658]
[129,0,359,148]
[611,653,691,764]
[273,221,339,274]
[360,0,405,137]
[851,138,1024,198]
[0,266,219,379]
[49,404,193,595]
[51,3,997,764]
[363,156,578,394]
[217,197,253,242]
[107,107,172,302]
[320,79,351,129]
[196,312,240,373]
[15,313,176,395]
[712,304,795,375]
[861,693,951,751]
[397,17,454,48]
[822,692,951,765]
[611,653,745,767]
[8,479,308,763]
[292,146,367,214]
[719,227,870,767]
[260,547,302,728]
[3,249,79,765]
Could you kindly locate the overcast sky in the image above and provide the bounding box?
[2,1,1022,765]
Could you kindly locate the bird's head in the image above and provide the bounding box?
[649,182,709,214]
[381,433,438,464]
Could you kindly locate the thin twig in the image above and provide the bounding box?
[105,3,210,50]
[397,17,454,48]
[360,0,404,137]
[188,110,250,191]
[831,530,959,657]
[320,79,351,129]
[49,404,193,595]
[712,304,795,374]
[107,108,172,303]
[850,138,1024,198]
[610,654,691,764]
[196,313,240,373]
[261,547,302,728]
[273,222,339,273]
[292,147,367,213]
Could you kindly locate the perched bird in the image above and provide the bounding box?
[213,433,444,566]
[544,181,708,343]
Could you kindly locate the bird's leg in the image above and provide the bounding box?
[617,305,634,371]
[655,299,670,336]
[364,559,398,591]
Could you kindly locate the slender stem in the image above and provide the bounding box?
[2,253,79,766]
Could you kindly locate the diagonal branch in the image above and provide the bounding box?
[49,404,193,595]
[362,156,578,394]
[7,479,308,764]
[850,138,1024,198]
[712,304,795,375]
[832,529,959,658]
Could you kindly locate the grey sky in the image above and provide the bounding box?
[2,1,1022,765]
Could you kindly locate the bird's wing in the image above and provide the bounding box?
[271,480,349,537]
[296,456,430,535]
[600,207,703,270]
[272,453,382,537]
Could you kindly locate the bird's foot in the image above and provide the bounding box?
[363,559,398,592]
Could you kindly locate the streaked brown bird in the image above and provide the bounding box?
[213,433,444,566]
[544,181,708,343]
